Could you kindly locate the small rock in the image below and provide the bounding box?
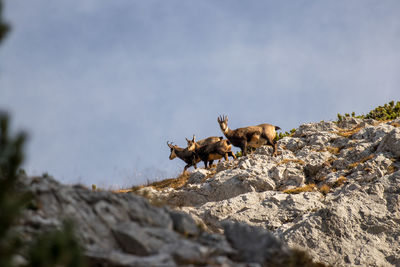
[169,210,201,237]
[187,169,210,184]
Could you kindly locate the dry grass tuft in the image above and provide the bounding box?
[326,146,341,155]
[288,248,329,267]
[391,122,400,128]
[121,172,191,194]
[277,158,306,166]
[318,146,341,155]
[318,184,331,195]
[334,125,363,138]
[347,154,374,169]
[333,176,347,187]
[325,157,336,166]
[388,164,398,174]
[148,172,191,191]
[283,184,316,194]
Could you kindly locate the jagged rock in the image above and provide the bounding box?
[187,169,210,184]
[336,117,364,129]
[180,190,325,233]
[377,127,400,158]
[112,221,179,255]
[282,137,306,152]
[223,222,292,266]
[169,210,201,237]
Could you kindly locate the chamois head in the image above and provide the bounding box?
[186,135,196,151]
[167,141,177,160]
[217,115,228,133]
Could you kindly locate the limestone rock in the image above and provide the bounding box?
[377,127,400,158]
[187,169,210,184]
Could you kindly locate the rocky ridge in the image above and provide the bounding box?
[17,117,400,266]
[137,117,400,266]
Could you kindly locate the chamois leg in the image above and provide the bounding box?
[267,137,278,156]
[208,160,214,168]
[241,142,248,156]
[183,164,190,173]
[203,160,208,169]
[228,151,236,159]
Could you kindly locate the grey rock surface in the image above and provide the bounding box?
[18,175,317,266]
[154,119,400,266]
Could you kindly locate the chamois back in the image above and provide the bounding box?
[217,115,280,156]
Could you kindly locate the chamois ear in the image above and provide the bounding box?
[225,115,228,122]
[185,137,190,142]
[192,135,196,142]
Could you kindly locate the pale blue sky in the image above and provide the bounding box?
[1,1,399,188]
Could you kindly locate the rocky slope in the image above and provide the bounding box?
[17,175,324,266]
[17,117,400,266]
[136,117,400,266]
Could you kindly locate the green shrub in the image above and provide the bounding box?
[0,113,28,267]
[27,220,86,267]
[275,128,296,141]
[0,0,10,44]
[337,101,400,122]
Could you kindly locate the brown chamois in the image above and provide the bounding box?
[187,136,236,169]
[217,115,281,156]
[167,141,200,173]
[185,135,224,149]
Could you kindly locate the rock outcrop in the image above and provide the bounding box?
[139,118,400,266]
[17,175,323,266]
[17,117,400,266]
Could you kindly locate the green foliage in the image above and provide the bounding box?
[0,113,29,267]
[27,220,86,267]
[275,128,296,141]
[337,101,400,122]
[364,100,400,120]
[234,147,256,158]
[0,0,10,44]
[235,150,242,158]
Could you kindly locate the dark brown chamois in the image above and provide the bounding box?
[167,141,200,173]
[217,115,281,156]
[187,137,236,169]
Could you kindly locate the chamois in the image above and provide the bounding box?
[167,141,200,173]
[217,115,280,156]
[187,136,236,169]
[185,135,223,149]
